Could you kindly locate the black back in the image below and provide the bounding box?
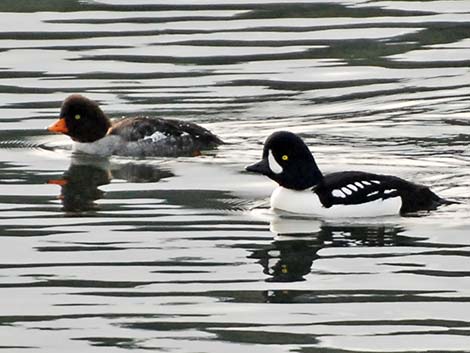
[109,116,223,146]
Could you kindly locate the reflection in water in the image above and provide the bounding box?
[48,155,174,212]
[48,156,110,213]
[250,215,405,285]
[251,238,319,283]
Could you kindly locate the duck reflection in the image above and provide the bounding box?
[249,217,322,282]
[48,155,174,213]
[249,214,404,285]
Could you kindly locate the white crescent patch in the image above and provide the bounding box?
[268,149,283,174]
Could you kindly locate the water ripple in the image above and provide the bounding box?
[0,1,470,352]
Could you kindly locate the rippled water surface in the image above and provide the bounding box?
[1,1,470,352]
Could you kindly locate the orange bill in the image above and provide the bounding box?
[47,179,68,186]
[47,118,69,134]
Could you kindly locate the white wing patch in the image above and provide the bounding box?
[143,131,168,142]
[367,191,379,197]
[347,184,358,192]
[268,149,283,174]
[332,189,346,198]
[333,180,386,200]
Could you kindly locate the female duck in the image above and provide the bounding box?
[48,94,222,157]
[246,131,455,217]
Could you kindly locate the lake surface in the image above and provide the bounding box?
[1,0,470,352]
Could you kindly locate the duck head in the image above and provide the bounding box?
[246,131,323,190]
[48,94,111,143]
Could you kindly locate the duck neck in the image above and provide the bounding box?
[96,111,112,140]
[298,163,323,190]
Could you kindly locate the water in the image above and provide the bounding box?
[1,0,470,352]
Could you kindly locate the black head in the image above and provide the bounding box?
[48,95,111,143]
[246,131,323,190]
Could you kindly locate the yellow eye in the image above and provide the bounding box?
[282,155,288,161]
[74,114,81,120]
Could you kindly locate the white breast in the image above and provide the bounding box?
[270,186,401,218]
[73,135,122,157]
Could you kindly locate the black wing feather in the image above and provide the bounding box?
[314,171,453,213]
[314,171,404,208]
[109,117,222,145]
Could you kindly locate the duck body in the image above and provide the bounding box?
[270,172,443,217]
[48,95,222,157]
[246,131,455,217]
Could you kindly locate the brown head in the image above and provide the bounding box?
[48,95,111,143]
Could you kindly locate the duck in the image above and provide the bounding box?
[246,131,456,217]
[47,94,223,157]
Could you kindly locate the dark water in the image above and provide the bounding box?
[1,1,470,352]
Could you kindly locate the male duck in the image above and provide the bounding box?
[48,94,222,157]
[246,131,455,217]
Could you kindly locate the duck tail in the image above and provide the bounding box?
[401,186,458,214]
[426,188,460,210]
[435,195,460,207]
